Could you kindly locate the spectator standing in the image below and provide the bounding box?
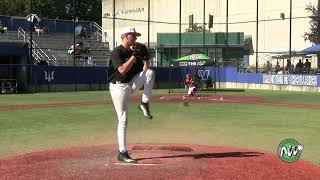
[295,60,304,74]
[79,27,88,39]
[286,59,292,74]
[304,59,311,74]
[275,61,281,73]
[266,61,272,74]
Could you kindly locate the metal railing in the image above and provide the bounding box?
[51,55,58,66]
[93,22,103,41]
[18,27,58,66]
[17,27,26,42]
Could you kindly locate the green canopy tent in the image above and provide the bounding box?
[168,53,216,93]
[172,53,214,66]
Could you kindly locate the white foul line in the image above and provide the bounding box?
[113,162,158,166]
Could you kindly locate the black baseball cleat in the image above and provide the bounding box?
[138,102,153,119]
[118,151,137,164]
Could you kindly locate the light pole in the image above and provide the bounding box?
[289,0,292,63]
[73,0,76,67]
[318,0,320,70]
[226,0,229,64]
[256,0,259,73]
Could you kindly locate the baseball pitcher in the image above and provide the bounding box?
[108,27,155,164]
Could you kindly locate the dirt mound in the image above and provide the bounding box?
[1,144,319,180]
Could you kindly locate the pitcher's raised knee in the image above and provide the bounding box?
[146,69,155,80]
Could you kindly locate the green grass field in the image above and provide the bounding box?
[0,89,319,165]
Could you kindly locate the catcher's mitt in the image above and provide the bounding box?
[132,42,149,61]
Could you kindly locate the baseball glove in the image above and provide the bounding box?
[132,42,149,61]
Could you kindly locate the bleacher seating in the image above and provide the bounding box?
[32,32,111,66]
[0,31,24,43]
[0,30,111,67]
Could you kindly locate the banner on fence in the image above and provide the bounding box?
[262,74,318,86]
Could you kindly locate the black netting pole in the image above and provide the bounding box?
[73,0,76,67]
[29,0,33,64]
[203,0,205,53]
[113,0,115,50]
[179,0,181,58]
[226,0,229,61]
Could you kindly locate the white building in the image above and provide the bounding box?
[102,0,317,67]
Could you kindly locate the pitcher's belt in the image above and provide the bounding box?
[111,81,128,84]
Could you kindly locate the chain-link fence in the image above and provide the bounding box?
[0,0,318,71]
[102,0,318,73]
[1,0,319,94]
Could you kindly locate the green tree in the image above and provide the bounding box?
[0,0,102,24]
[0,0,28,16]
[304,2,320,69]
[76,0,102,24]
[304,3,320,43]
[32,0,102,23]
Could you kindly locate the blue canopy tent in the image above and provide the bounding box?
[301,44,320,70]
[302,44,320,54]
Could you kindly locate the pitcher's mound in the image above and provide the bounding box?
[0,144,319,180]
